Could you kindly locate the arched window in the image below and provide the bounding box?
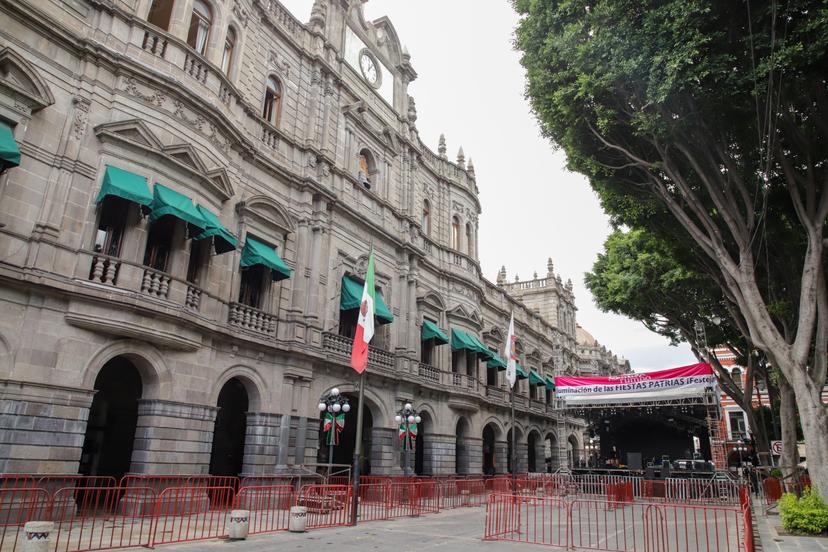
[451,216,460,250]
[465,222,473,257]
[147,0,174,30]
[221,27,236,76]
[263,77,282,125]
[422,200,431,236]
[357,149,375,190]
[187,0,212,55]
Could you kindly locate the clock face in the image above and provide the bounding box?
[359,51,379,87]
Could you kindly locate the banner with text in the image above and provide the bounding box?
[554,363,717,405]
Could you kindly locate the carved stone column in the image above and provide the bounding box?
[494,440,509,475]
[289,220,310,315]
[131,399,217,475]
[241,412,280,476]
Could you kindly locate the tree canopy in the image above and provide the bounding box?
[514,0,828,496]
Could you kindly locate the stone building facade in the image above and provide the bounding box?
[0,0,622,478]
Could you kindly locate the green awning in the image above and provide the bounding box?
[149,183,208,229]
[545,375,556,391]
[516,363,529,380]
[450,329,493,360]
[240,236,291,281]
[193,205,238,254]
[421,319,448,344]
[340,276,393,325]
[95,165,152,206]
[0,122,20,169]
[529,369,545,386]
[487,355,508,370]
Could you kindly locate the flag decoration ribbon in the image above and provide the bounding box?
[350,248,376,373]
[324,412,345,445]
[398,423,418,451]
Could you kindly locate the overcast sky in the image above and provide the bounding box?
[282,0,696,371]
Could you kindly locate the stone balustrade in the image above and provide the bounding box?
[228,302,276,335]
[88,254,120,285]
[417,362,440,384]
[140,267,171,299]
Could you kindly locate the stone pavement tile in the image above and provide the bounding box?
[156,507,548,552]
[755,509,828,552]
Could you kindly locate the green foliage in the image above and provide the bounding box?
[585,228,736,347]
[770,468,783,478]
[513,0,828,348]
[779,490,828,535]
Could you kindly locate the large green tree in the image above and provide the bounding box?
[514,0,828,497]
[585,228,776,463]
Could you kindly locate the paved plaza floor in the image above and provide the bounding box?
[158,507,534,552]
[755,505,828,552]
[127,501,828,552]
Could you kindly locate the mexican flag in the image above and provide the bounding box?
[323,412,345,445]
[350,248,375,373]
[399,422,417,451]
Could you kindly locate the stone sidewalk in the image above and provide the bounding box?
[755,503,828,552]
[158,507,539,552]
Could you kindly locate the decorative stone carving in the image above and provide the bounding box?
[233,0,250,27]
[269,50,291,79]
[309,0,327,32]
[407,95,417,124]
[452,200,463,213]
[323,72,336,96]
[70,96,90,141]
[173,100,205,131]
[438,133,446,158]
[123,77,165,107]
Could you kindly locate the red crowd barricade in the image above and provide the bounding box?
[296,484,352,529]
[151,485,234,545]
[484,492,568,548]
[51,486,155,551]
[357,482,390,522]
[762,477,782,505]
[234,485,293,534]
[486,492,749,552]
[0,487,50,551]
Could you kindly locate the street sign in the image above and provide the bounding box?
[771,440,783,455]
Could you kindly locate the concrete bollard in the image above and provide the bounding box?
[23,521,53,552]
[288,506,307,533]
[227,510,250,540]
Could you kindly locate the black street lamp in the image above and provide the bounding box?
[395,403,422,476]
[318,388,350,476]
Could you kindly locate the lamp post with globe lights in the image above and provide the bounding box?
[318,388,350,476]
[395,403,421,476]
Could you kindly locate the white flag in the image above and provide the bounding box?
[504,313,517,388]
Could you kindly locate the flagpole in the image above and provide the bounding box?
[510,386,517,490]
[350,370,365,526]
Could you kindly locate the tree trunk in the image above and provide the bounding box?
[788,369,828,499]
[778,376,798,479]
[744,406,771,466]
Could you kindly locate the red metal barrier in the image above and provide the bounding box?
[762,477,782,505]
[485,493,748,552]
[296,485,352,529]
[234,485,293,534]
[151,486,234,545]
[607,481,634,506]
[0,487,50,551]
[51,486,155,551]
[357,483,390,522]
[484,493,567,548]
